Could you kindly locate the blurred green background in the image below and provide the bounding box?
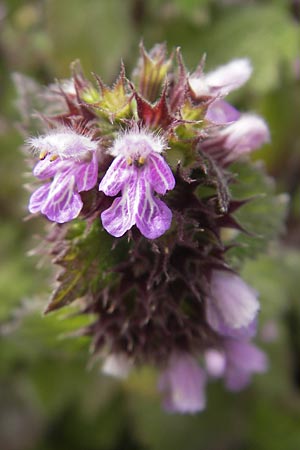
[1,1,300,449]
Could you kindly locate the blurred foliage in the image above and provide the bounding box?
[225,161,289,267]
[1,0,300,449]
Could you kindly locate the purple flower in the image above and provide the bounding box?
[28,128,98,223]
[223,339,268,391]
[158,354,207,414]
[189,58,252,98]
[205,99,240,124]
[202,114,270,164]
[206,270,259,335]
[99,130,175,239]
[204,349,226,378]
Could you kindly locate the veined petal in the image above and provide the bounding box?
[147,153,175,194]
[135,177,172,239]
[75,152,98,192]
[99,155,129,196]
[33,158,64,179]
[41,174,82,223]
[100,170,137,237]
[29,183,51,214]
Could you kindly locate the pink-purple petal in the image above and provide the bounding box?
[148,153,175,194]
[209,270,259,330]
[101,197,134,237]
[33,158,63,179]
[28,183,51,214]
[101,171,137,237]
[158,354,207,414]
[206,100,240,124]
[224,339,268,391]
[205,59,252,96]
[204,349,226,378]
[75,153,98,192]
[41,174,82,223]
[135,177,172,239]
[99,151,174,239]
[99,155,130,196]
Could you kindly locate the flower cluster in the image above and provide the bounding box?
[23,44,271,413]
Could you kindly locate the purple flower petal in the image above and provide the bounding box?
[99,130,175,239]
[207,270,259,330]
[148,153,175,194]
[204,349,226,378]
[222,114,270,163]
[100,170,137,237]
[100,159,173,239]
[205,100,240,124]
[41,174,83,223]
[75,152,98,192]
[204,58,252,96]
[135,175,172,239]
[224,339,268,391]
[158,354,207,414]
[29,183,51,214]
[33,158,63,179]
[99,155,130,196]
[206,298,257,339]
[189,59,252,98]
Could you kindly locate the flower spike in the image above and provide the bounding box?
[21,43,276,414]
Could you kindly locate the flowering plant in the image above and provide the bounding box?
[21,43,285,413]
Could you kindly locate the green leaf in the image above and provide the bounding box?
[47,220,130,313]
[225,161,288,267]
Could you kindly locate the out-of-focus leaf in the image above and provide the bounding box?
[254,82,300,174]
[168,0,211,15]
[225,161,288,267]
[157,5,299,93]
[46,0,133,81]
[196,6,299,92]
[246,396,300,450]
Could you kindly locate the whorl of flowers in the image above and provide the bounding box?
[23,44,270,414]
